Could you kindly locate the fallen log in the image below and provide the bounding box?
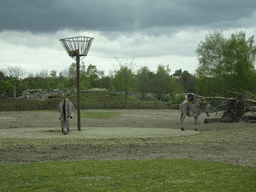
[204,118,233,124]
[248,120,256,123]
[242,115,256,122]
[246,106,256,112]
[205,115,256,124]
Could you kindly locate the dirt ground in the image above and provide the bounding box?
[0,109,256,167]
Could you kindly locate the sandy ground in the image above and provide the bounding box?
[0,109,256,167]
[0,127,199,139]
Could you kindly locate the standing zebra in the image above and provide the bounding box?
[58,98,74,135]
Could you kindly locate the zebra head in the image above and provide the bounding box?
[61,119,69,135]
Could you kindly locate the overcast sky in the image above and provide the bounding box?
[1,0,256,77]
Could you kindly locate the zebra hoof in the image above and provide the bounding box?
[181,128,185,131]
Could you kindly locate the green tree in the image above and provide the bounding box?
[173,69,182,76]
[196,31,256,96]
[86,64,104,88]
[68,63,77,88]
[48,70,58,89]
[150,64,171,100]
[180,70,197,93]
[112,59,136,99]
[136,66,150,101]
[99,76,112,89]
[0,71,5,80]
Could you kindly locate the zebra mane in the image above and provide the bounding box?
[62,98,66,120]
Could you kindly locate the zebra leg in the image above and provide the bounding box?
[194,116,198,131]
[181,112,186,131]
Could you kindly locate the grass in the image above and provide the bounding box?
[0,91,170,111]
[80,110,120,119]
[1,159,255,191]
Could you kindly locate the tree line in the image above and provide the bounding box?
[1,31,256,99]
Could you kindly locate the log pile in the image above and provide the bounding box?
[204,93,256,123]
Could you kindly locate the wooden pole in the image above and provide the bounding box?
[76,56,81,131]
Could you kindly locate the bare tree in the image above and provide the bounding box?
[5,66,26,79]
[37,70,48,78]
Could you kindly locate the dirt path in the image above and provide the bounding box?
[1,110,256,167]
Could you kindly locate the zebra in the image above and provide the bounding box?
[58,98,74,135]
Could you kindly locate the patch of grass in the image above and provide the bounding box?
[1,159,255,191]
[0,91,171,111]
[80,110,120,119]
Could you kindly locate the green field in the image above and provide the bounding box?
[80,110,120,119]
[0,92,172,111]
[1,108,256,191]
[1,159,255,192]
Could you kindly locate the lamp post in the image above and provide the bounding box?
[59,36,94,131]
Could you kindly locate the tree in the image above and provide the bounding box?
[47,70,58,89]
[0,71,5,80]
[86,64,104,88]
[68,63,77,88]
[5,66,26,79]
[38,70,48,79]
[196,31,256,96]
[180,70,197,93]
[0,79,14,97]
[150,64,171,100]
[99,76,112,89]
[2,66,26,98]
[136,66,150,101]
[173,69,182,76]
[112,58,136,99]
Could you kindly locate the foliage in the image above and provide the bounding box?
[1,61,194,100]
[99,76,112,90]
[150,64,171,100]
[172,69,197,93]
[136,66,151,101]
[0,63,106,97]
[196,31,256,96]
[169,78,184,96]
[112,58,136,99]
[1,159,255,191]
[167,93,186,109]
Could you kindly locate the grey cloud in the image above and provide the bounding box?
[1,0,256,33]
[1,0,139,32]
[139,0,256,29]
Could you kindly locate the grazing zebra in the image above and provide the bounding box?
[58,98,74,135]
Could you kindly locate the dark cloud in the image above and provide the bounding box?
[139,0,256,28]
[1,0,256,33]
